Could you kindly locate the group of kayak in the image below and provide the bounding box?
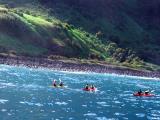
[52,80,97,91]
[133,89,155,97]
[51,80,154,96]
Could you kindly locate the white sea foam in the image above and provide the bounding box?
[35,103,43,107]
[1,64,159,80]
[82,105,87,107]
[96,117,108,120]
[136,113,145,117]
[20,101,34,106]
[55,69,160,81]
[0,99,8,104]
[0,68,9,71]
[21,84,44,89]
[0,83,16,87]
[96,102,110,107]
[97,102,106,105]
[55,102,68,106]
[7,113,12,116]
[1,109,7,112]
[84,113,97,116]
[151,110,160,116]
[114,113,125,116]
[20,101,43,107]
[114,101,122,104]
[147,116,160,120]
[48,103,54,106]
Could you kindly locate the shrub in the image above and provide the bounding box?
[113,48,126,62]
[14,10,23,16]
[64,23,71,30]
[46,17,52,22]
[106,42,117,55]
[25,10,31,15]
[85,33,90,37]
[96,30,104,39]
[0,7,8,13]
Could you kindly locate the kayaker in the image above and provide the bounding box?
[138,89,143,95]
[85,84,89,90]
[59,81,64,87]
[59,79,64,87]
[52,80,57,87]
[91,85,95,90]
[144,90,150,95]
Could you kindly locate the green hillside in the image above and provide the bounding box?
[0,6,106,58]
[38,0,160,65]
[0,0,159,71]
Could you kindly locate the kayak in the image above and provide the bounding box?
[83,88,97,91]
[49,85,67,88]
[133,93,155,97]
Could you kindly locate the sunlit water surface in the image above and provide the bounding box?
[0,64,160,120]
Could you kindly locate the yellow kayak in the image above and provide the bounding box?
[49,85,67,88]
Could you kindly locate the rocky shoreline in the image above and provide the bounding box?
[0,56,160,78]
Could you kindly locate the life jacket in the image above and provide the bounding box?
[53,81,57,86]
[59,82,63,86]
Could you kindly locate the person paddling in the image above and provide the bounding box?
[85,84,89,90]
[59,79,64,87]
[52,80,57,87]
[144,90,150,95]
[91,85,95,90]
[138,89,143,95]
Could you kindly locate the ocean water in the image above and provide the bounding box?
[0,64,160,120]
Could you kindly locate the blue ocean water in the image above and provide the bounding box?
[0,64,160,120]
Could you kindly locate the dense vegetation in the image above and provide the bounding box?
[39,0,160,64]
[0,0,159,71]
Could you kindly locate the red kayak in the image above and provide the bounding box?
[133,93,155,97]
[83,88,96,91]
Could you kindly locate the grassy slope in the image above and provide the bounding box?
[0,9,47,56]
[0,1,159,71]
[0,6,108,59]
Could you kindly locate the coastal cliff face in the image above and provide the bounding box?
[39,0,160,64]
[0,0,160,70]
